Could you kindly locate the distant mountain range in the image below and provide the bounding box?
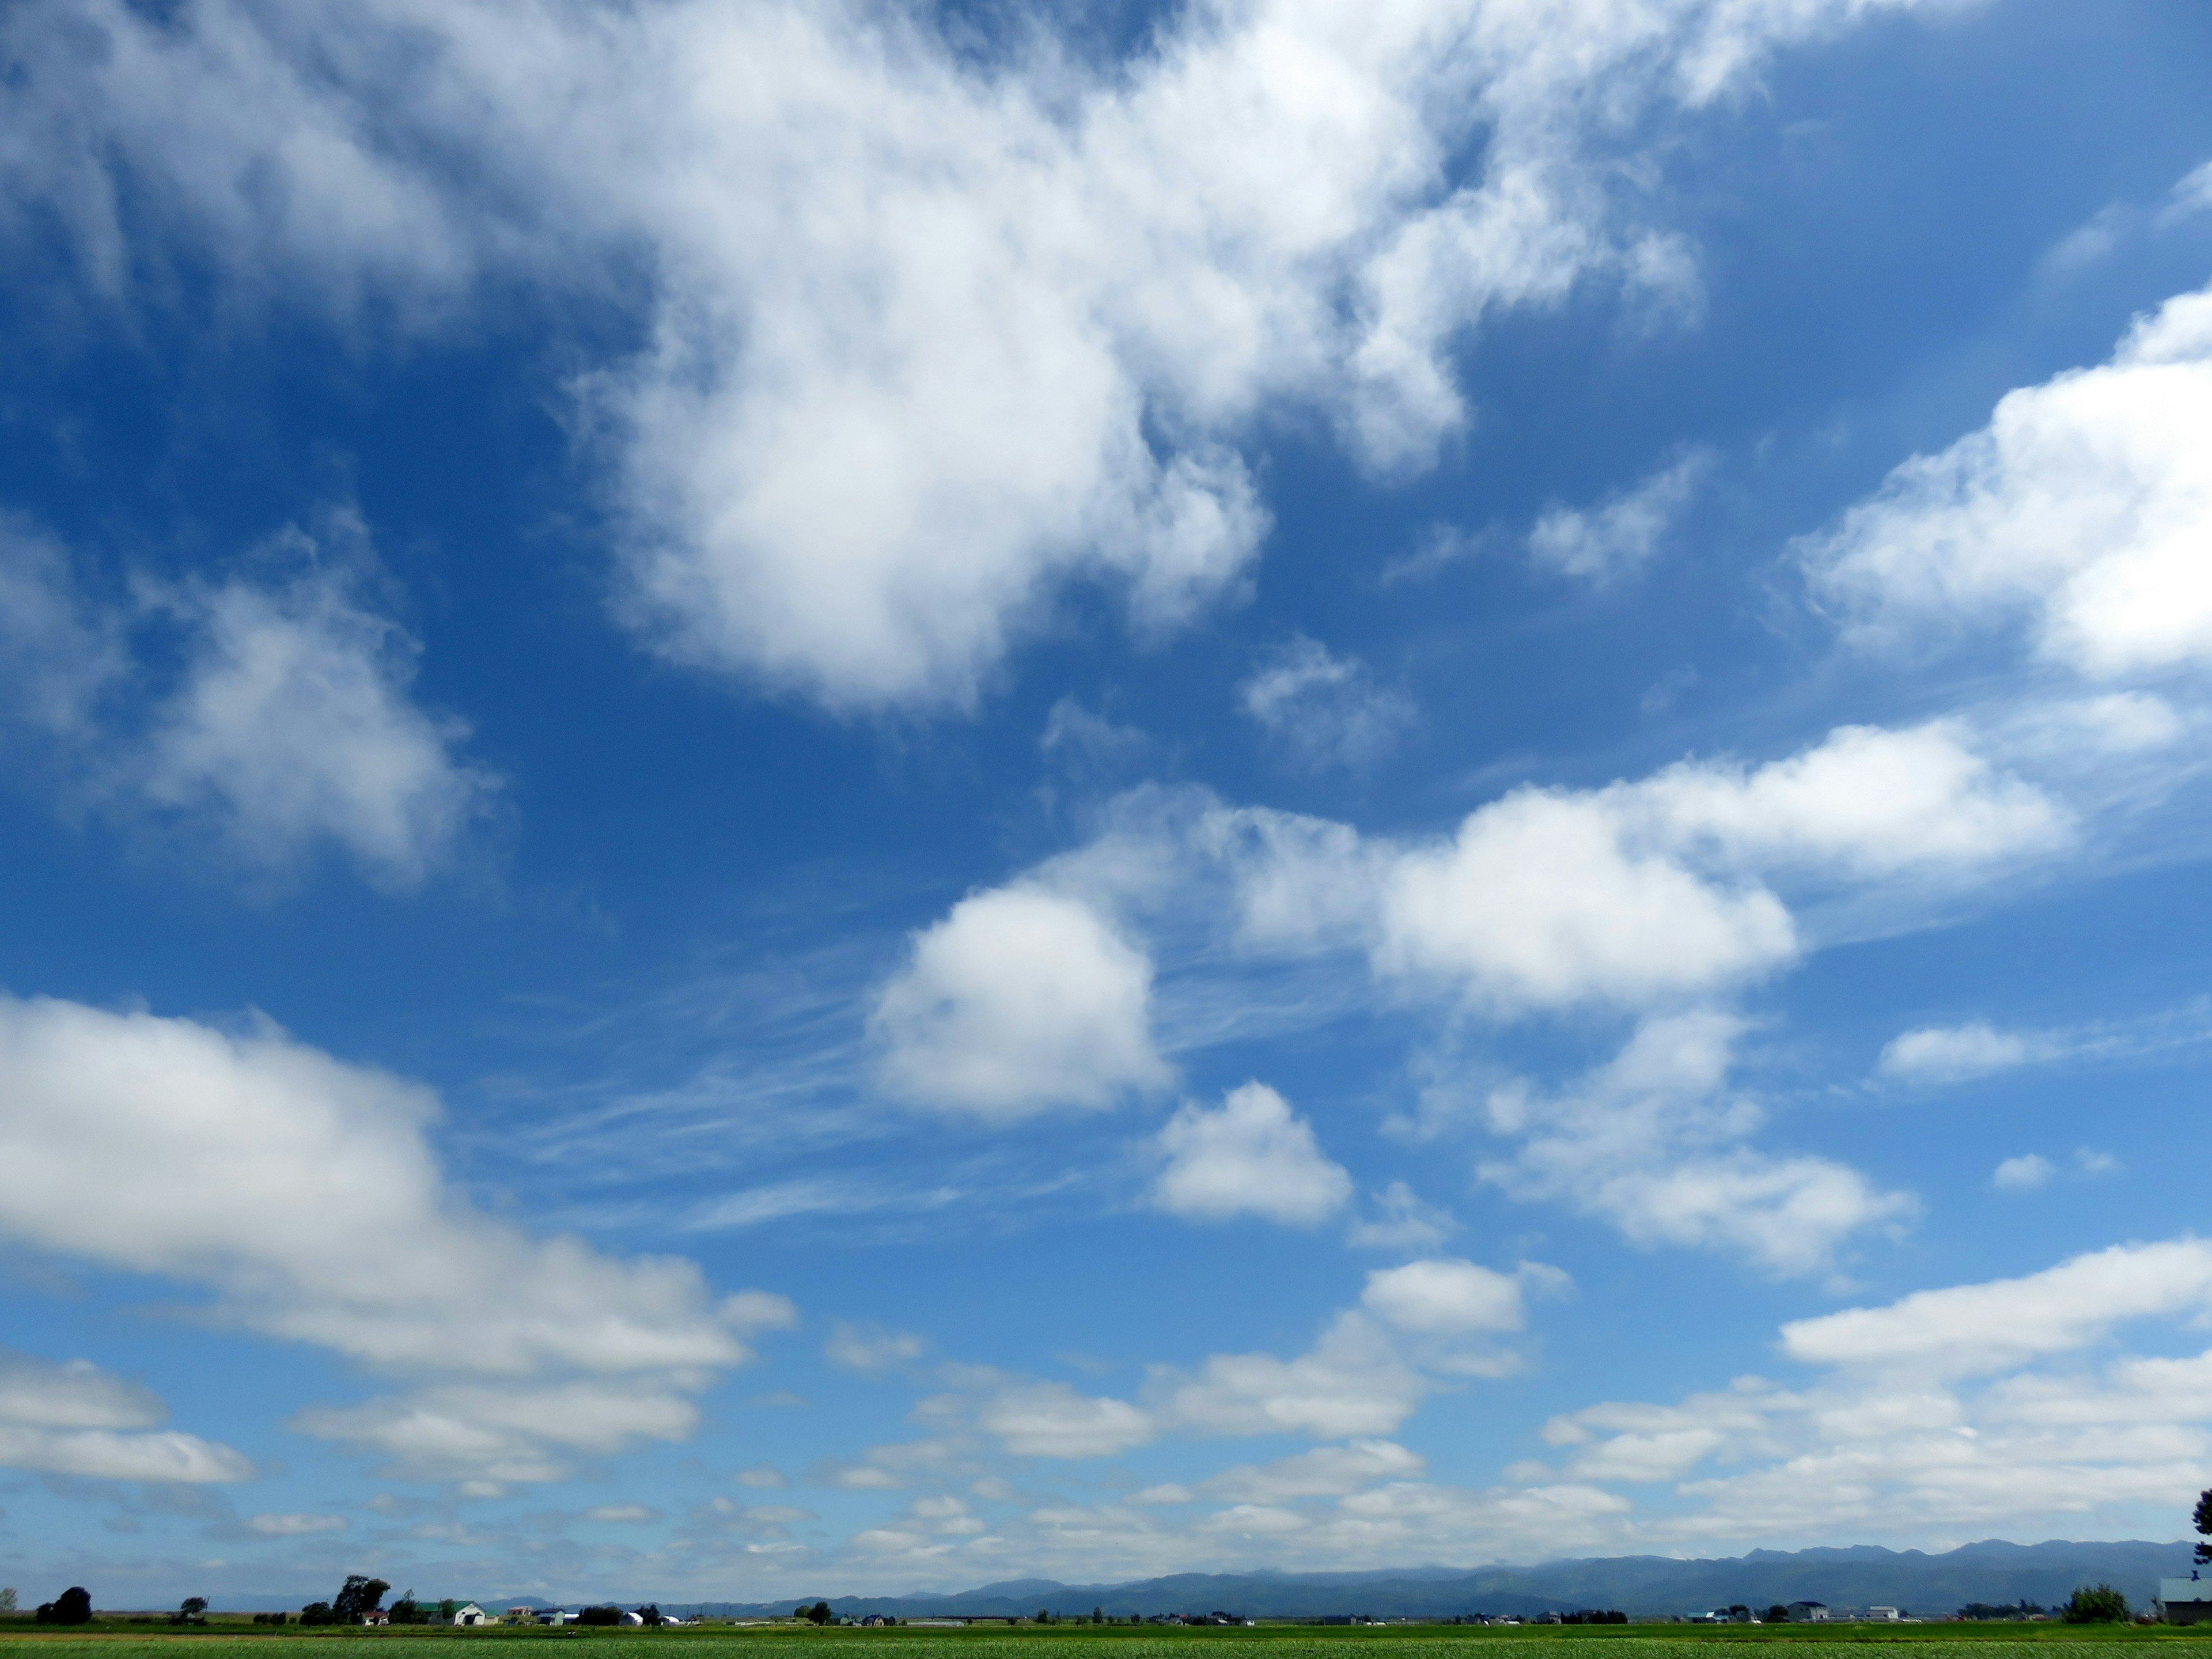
[671,1539,2197,1622]
[191,1537,2199,1620]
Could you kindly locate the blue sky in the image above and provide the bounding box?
[2,0,2212,1611]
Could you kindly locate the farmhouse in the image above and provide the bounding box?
[2160,1576,2212,1626]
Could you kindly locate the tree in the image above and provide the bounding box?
[808,1602,833,1626]
[36,1588,93,1626]
[332,1576,389,1622]
[2063,1585,2130,1624]
[578,1607,623,1627]
[438,1600,460,1622]
[389,1592,422,1626]
[297,1604,336,1627]
[172,1597,209,1626]
[639,1605,664,1627]
[2195,1487,2212,1565]
[1764,1606,1790,1624]
[1093,1608,1104,1624]
[0,1589,17,1613]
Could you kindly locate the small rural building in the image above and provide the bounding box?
[1865,1607,1901,1622]
[451,1604,490,1626]
[2160,1578,2212,1626]
[1787,1603,1830,1622]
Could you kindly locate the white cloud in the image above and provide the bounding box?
[1360,1259,1528,1336]
[1145,1310,1429,1440]
[1528,447,1713,582]
[1378,787,1798,1012]
[1880,1021,2043,1083]
[1806,279,2212,677]
[1480,1012,1913,1275]
[1226,719,2057,1017]
[247,1512,349,1535]
[2160,159,2212,226]
[1533,1239,2212,1544]
[975,1382,1156,1460]
[1152,1081,1352,1226]
[1345,1181,1459,1252]
[0,512,491,886]
[735,1466,787,1489]
[0,993,793,1484]
[1781,1239,2212,1377]
[0,1348,252,1484]
[1,0,1953,712]
[872,884,1168,1119]
[824,1324,929,1372]
[139,557,493,887]
[1992,1154,2054,1192]
[293,1378,710,1484]
[583,1503,656,1523]
[0,513,122,736]
[1632,721,2069,878]
[1237,638,1416,770]
[1200,1438,1425,1502]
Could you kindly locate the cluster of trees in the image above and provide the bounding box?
[300,1575,390,1626]
[171,1597,209,1626]
[1559,1609,1628,1624]
[0,1590,16,1614]
[33,1588,91,1625]
[2062,1585,2131,1624]
[795,1601,834,1625]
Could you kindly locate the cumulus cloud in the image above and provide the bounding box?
[1238,638,1416,770]
[0,993,793,1484]
[1152,1081,1352,1226]
[1219,719,2059,1016]
[1806,279,2212,678]
[1992,1153,2054,1191]
[1534,1238,2212,1543]
[0,511,491,886]
[1880,1021,2046,1082]
[975,1382,1157,1460]
[1145,1310,1430,1440]
[1479,1011,1914,1275]
[872,884,1169,1119]
[1360,1259,1531,1335]
[0,1348,252,1484]
[139,557,494,887]
[1,0,1952,711]
[1345,1181,1459,1252]
[1376,788,1798,1012]
[1780,1239,2212,1378]
[1528,447,1713,582]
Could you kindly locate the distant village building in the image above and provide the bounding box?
[1865,1607,1901,1622]
[1787,1603,1830,1622]
[451,1605,490,1626]
[2160,1577,2212,1626]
